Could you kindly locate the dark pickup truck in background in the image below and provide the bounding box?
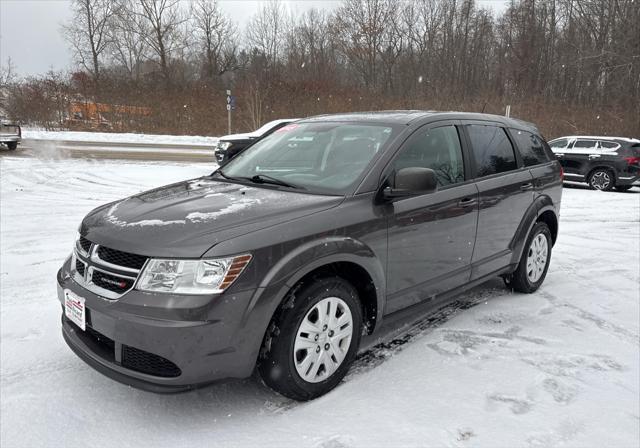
[549,136,640,191]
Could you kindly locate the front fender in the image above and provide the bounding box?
[245,236,385,330]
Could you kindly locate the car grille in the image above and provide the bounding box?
[97,245,147,270]
[76,259,86,277]
[122,345,182,378]
[73,237,147,300]
[79,235,92,253]
[91,270,135,293]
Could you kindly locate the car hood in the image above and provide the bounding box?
[82,178,343,258]
[220,132,260,141]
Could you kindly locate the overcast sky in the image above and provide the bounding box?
[0,0,508,77]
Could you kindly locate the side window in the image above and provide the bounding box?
[392,125,464,187]
[511,130,550,166]
[599,141,619,150]
[466,125,517,177]
[549,138,568,150]
[573,140,597,151]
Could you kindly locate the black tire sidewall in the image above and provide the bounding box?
[259,276,363,400]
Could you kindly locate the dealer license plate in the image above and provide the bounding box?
[64,289,85,331]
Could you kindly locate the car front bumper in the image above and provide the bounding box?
[0,135,20,143]
[57,258,264,392]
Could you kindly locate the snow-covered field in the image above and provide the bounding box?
[22,128,219,146]
[1,155,639,448]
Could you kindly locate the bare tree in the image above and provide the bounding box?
[135,0,186,85]
[192,0,238,79]
[108,0,149,81]
[246,0,288,68]
[62,0,116,82]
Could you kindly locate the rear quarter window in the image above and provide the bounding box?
[511,130,550,166]
[466,125,517,177]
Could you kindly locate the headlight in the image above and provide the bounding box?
[137,254,252,294]
[217,141,232,151]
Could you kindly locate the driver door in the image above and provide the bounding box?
[384,123,479,313]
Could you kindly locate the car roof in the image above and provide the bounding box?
[549,136,640,144]
[301,110,538,130]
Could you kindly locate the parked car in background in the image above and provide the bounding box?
[214,118,299,165]
[58,111,562,400]
[0,118,21,150]
[549,136,640,191]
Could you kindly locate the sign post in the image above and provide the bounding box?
[226,90,232,134]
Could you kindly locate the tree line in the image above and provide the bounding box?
[2,0,639,138]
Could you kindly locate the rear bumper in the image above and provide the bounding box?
[57,259,265,392]
[616,175,640,186]
[0,135,20,143]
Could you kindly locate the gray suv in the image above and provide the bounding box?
[58,111,562,400]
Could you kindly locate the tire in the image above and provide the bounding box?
[504,221,552,293]
[615,185,632,192]
[258,276,363,401]
[588,169,614,191]
[6,142,17,150]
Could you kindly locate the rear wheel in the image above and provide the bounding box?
[6,142,17,150]
[615,185,632,192]
[588,169,614,191]
[504,221,552,293]
[258,276,362,401]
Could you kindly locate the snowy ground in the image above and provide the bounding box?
[1,156,639,448]
[22,128,219,146]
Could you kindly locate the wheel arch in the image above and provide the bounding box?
[509,196,559,266]
[247,237,386,337]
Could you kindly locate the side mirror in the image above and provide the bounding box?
[383,167,437,200]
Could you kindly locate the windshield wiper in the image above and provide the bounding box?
[249,174,305,190]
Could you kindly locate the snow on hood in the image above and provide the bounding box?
[82,177,342,257]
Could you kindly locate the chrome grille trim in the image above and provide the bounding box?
[72,241,146,301]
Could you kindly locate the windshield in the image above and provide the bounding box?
[220,122,397,194]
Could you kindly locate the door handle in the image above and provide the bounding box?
[589,154,601,159]
[555,153,564,157]
[458,197,477,207]
[520,182,534,191]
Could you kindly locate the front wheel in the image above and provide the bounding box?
[504,221,552,293]
[588,169,614,191]
[258,276,362,401]
[6,142,17,150]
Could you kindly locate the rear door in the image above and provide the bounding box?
[462,123,535,279]
[569,139,599,177]
[385,122,479,313]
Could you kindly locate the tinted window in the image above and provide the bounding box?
[511,130,549,166]
[467,125,517,177]
[549,138,568,149]
[573,140,597,149]
[392,125,464,187]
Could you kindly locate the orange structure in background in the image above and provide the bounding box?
[66,101,152,130]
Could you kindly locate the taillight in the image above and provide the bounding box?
[623,156,640,166]
[559,166,564,180]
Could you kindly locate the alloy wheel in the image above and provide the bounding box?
[591,171,611,190]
